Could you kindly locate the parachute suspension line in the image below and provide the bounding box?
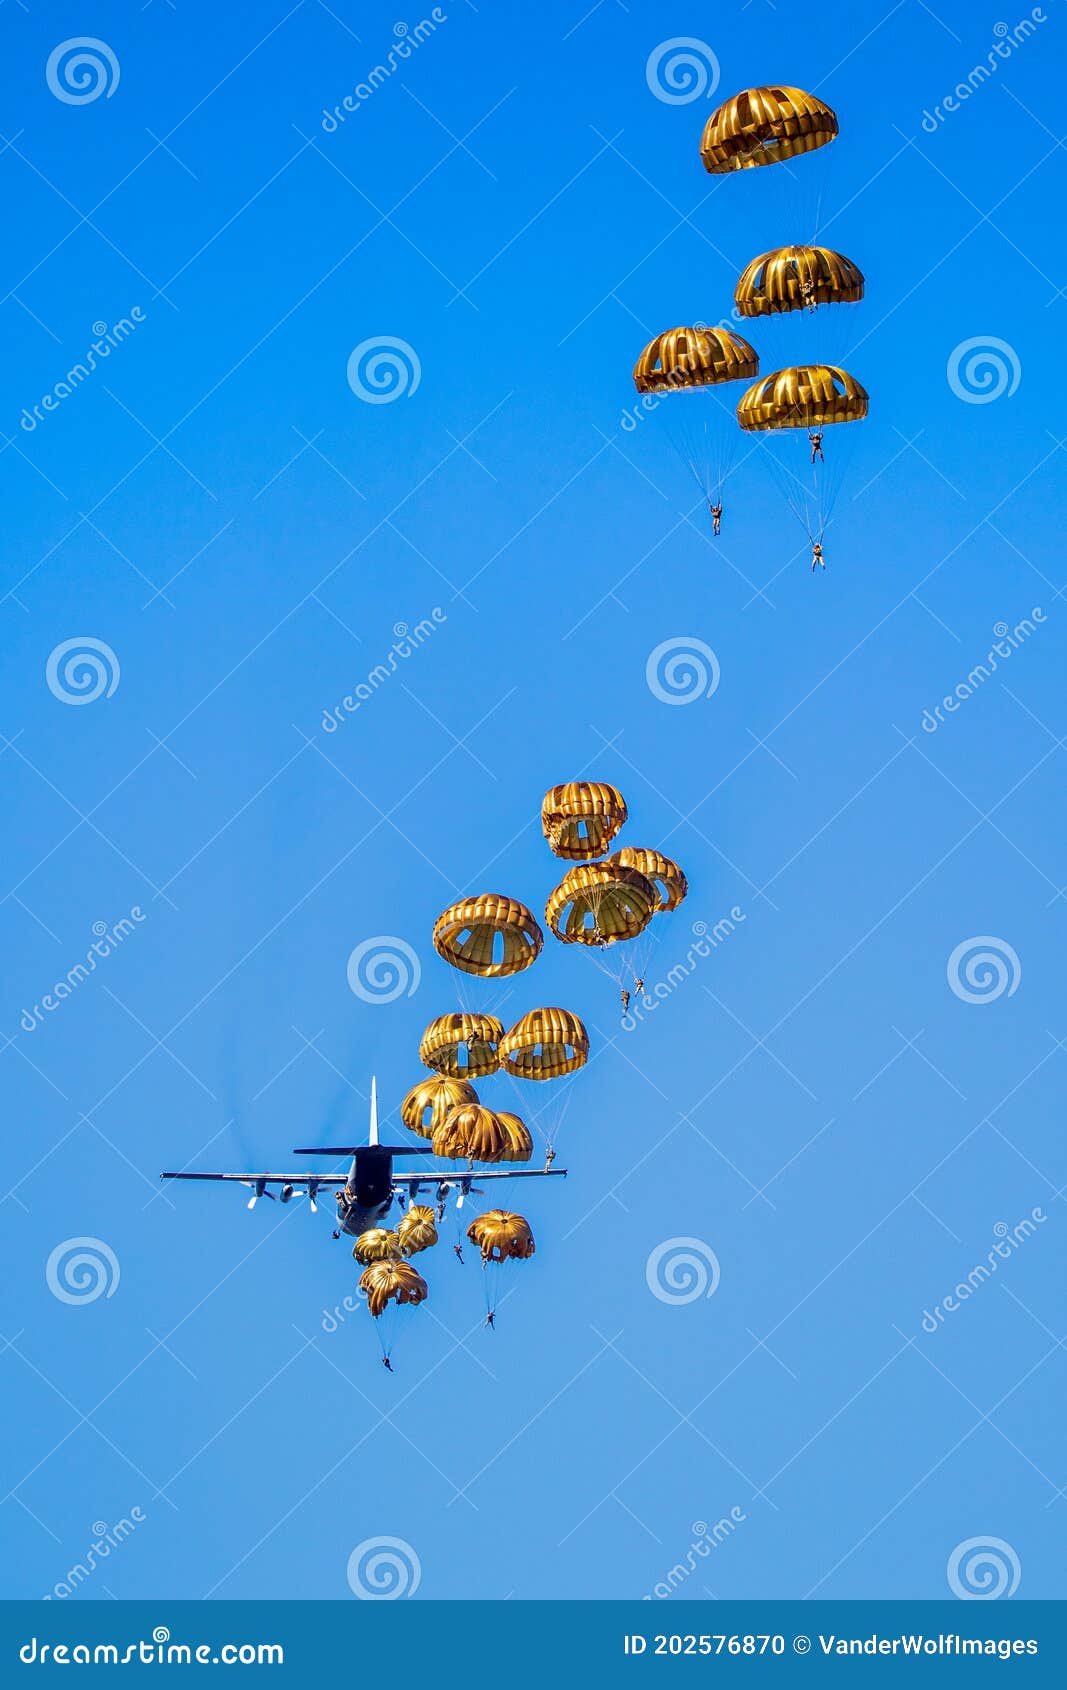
[508,1068,575,1157]
[480,1256,497,1327]
[498,1065,545,1159]
[633,329,759,526]
[370,1302,399,1369]
[544,1085,573,1156]
[449,1185,474,1265]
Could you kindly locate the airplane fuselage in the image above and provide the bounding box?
[336,1145,398,1237]
[335,1194,394,1237]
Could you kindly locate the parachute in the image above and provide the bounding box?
[733,248,864,395]
[631,327,759,512]
[385,779,690,1344]
[360,1258,427,1317]
[467,1210,535,1330]
[359,1259,428,1364]
[401,1074,477,1139]
[433,893,543,978]
[432,1102,511,1164]
[693,86,866,566]
[633,327,758,393]
[396,1205,438,1257]
[541,782,628,861]
[606,847,688,914]
[419,1012,502,1079]
[621,78,869,567]
[546,860,657,947]
[495,1111,534,1163]
[700,85,838,174]
[353,1228,401,1266]
[737,364,868,431]
[468,1210,535,1263]
[546,858,659,1001]
[737,364,868,550]
[735,245,863,318]
[538,795,684,1010]
[499,1007,589,1080]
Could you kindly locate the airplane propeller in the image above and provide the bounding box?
[242,1178,275,1211]
[454,1178,484,1211]
[240,1176,323,1213]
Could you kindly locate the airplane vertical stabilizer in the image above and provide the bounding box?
[369,1076,379,1146]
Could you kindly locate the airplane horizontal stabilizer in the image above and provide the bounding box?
[292,1145,431,1157]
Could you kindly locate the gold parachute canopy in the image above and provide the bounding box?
[495,1111,534,1163]
[701,85,838,174]
[467,1210,536,1264]
[546,860,657,947]
[419,1012,503,1080]
[607,847,688,913]
[352,1228,401,1265]
[735,246,864,317]
[432,1102,511,1164]
[396,1205,438,1257]
[401,1074,477,1140]
[737,365,868,432]
[360,1258,428,1319]
[632,327,759,395]
[500,1007,589,1080]
[541,782,628,861]
[433,893,543,978]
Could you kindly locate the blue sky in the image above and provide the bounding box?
[1,0,1064,1604]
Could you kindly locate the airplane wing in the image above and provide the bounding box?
[390,1168,567,1184]
[159,1172,348,1185]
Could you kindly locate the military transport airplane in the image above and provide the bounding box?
[160,1078,565,1240]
